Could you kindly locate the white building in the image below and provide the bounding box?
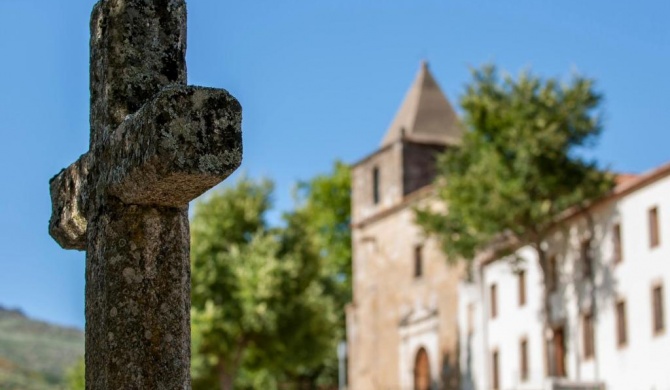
[458,162,670,390]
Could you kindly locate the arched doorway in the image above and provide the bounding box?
[413,347,431,390]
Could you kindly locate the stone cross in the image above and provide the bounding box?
[48,1,242,388]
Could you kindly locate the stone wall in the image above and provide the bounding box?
[348,140,463,389]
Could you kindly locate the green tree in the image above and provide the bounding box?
[416,65,614,371]
[283,161,352,387]
[292,161,352,308]
[190,176,337,390]
[65,357,84,390]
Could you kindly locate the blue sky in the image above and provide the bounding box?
[0,0,668,329]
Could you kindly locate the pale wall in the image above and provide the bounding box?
[459,173,670,390]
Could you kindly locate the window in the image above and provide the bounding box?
[653,284,665,335]
[547,255,558,292]
[552,326,567,377]
[490,284,498,319]
[613,223,623,264]
[520,338,529,381]
[492,350,500,390]
[650,206,660,248]
[616,300,627,347]
[518,270,526,307]
[581,239,593,279]
[372,167,380,205]
[414,245,423,278]
[582,311,595,359]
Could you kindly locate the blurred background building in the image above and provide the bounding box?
[346,62,670,390]
[347,62,464,390]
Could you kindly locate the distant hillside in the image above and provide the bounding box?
[0,306,84,390]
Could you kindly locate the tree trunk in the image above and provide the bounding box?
[535,245,555,377]
[217,340,246,390]
[217,362,235,390]
[583,210,600,381]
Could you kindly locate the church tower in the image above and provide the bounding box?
[351,61,462,225]
[346,62,464,390]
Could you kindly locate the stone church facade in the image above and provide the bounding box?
[345,62,465,390]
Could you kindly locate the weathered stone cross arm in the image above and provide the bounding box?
[49,85,242,250]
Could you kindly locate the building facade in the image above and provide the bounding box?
[346,62,670,390]
[459,164,670,390]
[346,62,465,390]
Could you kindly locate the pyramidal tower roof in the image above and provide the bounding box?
[381,61,463,147]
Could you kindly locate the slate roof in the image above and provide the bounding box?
[381,61,463,147]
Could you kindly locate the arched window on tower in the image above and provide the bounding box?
[414,245,423,278]
[372,166,380,205]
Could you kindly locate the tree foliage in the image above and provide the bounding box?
[416,65,614,264]
[283,160,352,386]
[415,66,614,374]
[416,64,614,372]
[292,161,352,311]
[190,176,338,390]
